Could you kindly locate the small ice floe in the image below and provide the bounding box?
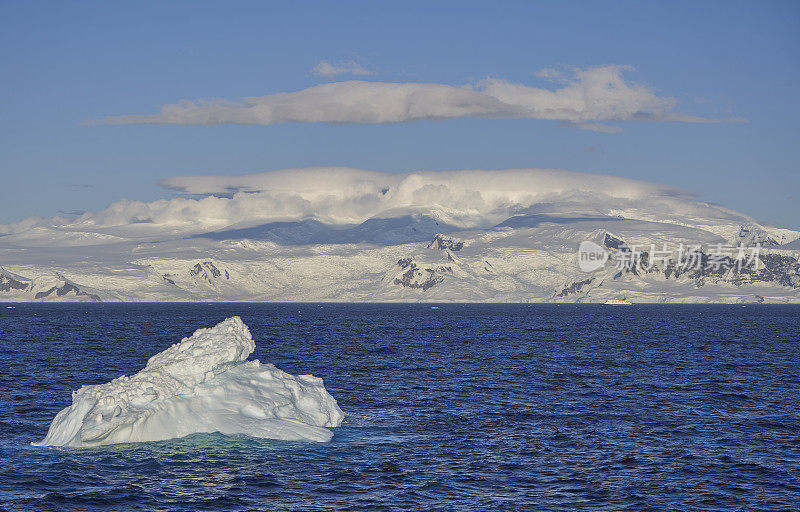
[34,317,343,447]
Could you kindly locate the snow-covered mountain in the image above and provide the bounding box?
[0,268,102,302]
[1,168,798,303]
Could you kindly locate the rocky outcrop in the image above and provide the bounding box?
[0,269,28,292]
[427,234,464,252]
[634,246,800,288]
[32,279,101,301]
[392,258,453,291]
[0,270,102,302]
[189,261,229,285]
[603,233,629,251]
[556,233,800,299]
[605,234,800,288]
[736,224,781,247]
[557,277,594,297]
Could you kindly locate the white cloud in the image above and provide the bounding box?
[311,60,373,77]
[533,67,564,80]
[99,65,734,131]
[2,167,718,239]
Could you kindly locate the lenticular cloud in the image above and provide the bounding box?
[100,66,724,131]
[87,166,691,229]
[1,166,755,239]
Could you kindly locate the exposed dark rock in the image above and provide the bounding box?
[756,254,800,287]
[557,277,594,297]
[2,269,100,301]
[33,280,100,302]
[737,225,781,247]
[392,259,453,291]
[427,234,464,252]
[0,272,27,292]
[603,233,630,252]
[190,261,224,285]
[608,234,800,289]
[559,233,800,298]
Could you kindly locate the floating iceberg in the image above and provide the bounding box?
[34,317,343,447]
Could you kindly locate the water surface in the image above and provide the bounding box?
[1,303,799,511]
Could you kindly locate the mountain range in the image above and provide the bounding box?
[1,168,798,303]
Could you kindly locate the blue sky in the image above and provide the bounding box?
[1,0,798,228]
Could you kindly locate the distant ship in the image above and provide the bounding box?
[603,298,633,305]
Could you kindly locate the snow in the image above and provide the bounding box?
[3,215,800,303]
[34,317,343,447]
[1,171,799,304]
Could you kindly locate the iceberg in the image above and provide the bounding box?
[34,317,343,447]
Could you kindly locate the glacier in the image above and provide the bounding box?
[2,167,800,303]
[34,317,344,447]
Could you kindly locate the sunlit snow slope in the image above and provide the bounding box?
[2,168,799,303]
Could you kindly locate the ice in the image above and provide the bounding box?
[34,317,343,447]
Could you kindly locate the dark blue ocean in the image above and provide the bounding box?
[1,304,799,511]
